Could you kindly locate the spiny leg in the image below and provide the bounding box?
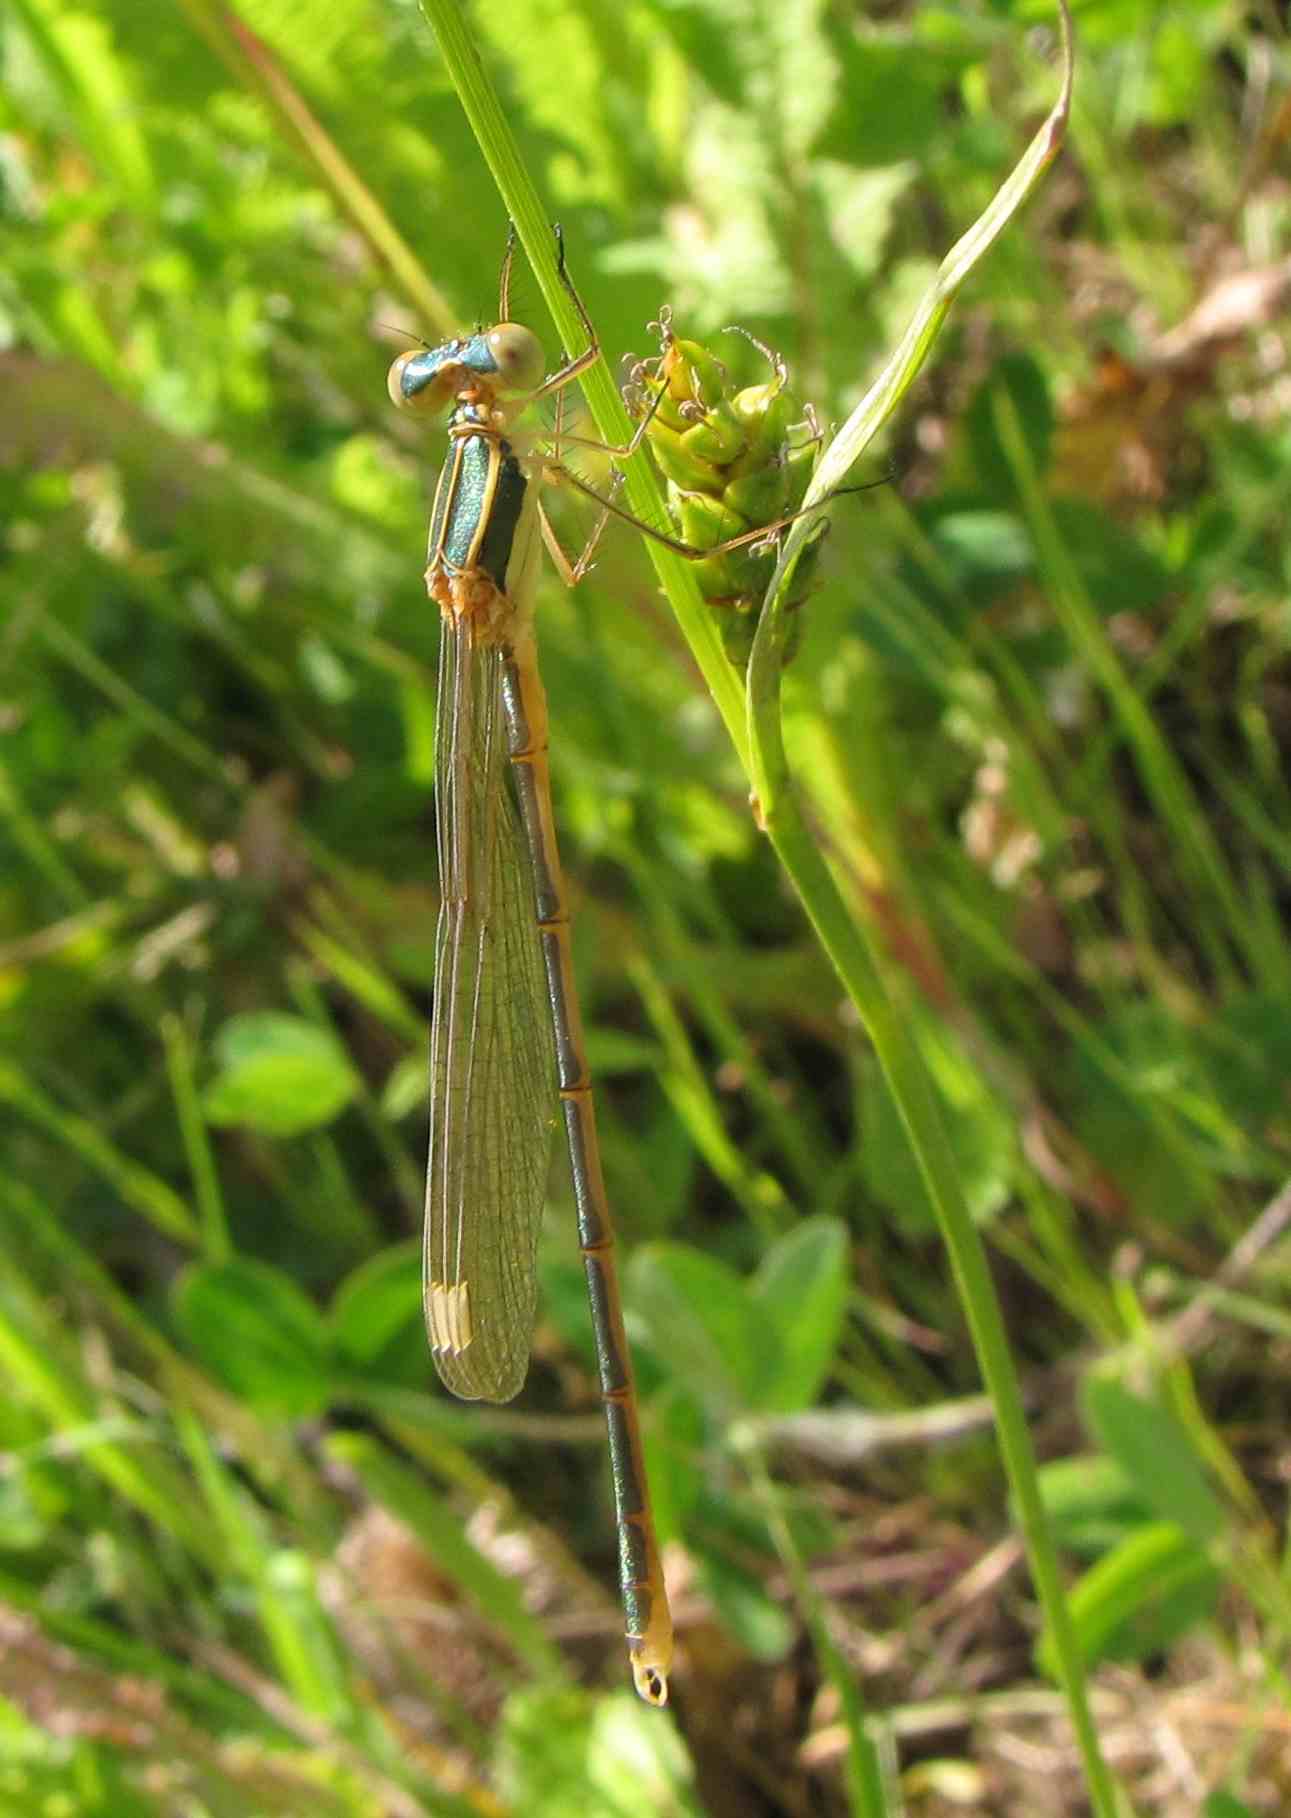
[498,221,519,319]
[527,225,603,406]
[545,459,842,566]
[525,227,687,452]
[538,473,625,589]
[539,383,620,586]
[541,359,672,465]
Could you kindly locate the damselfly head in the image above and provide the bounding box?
[388,324,546,414]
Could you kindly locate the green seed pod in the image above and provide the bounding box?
[672,487,763,599]
[649,388,693,436]
[664,338,727,412]
[724,461,793,526]
[679,398,746,464]
[670,487,757,599]
[646,418,726,493]
[783,444,817,516]
[731,384,794,461]
[626,316,826,670]
[731,378,784,423]
[671,484,747,547]
[720,601,760,666]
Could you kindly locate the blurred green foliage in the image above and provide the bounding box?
[3,0,1291,1813]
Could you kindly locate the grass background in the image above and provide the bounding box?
[3,0,1291,1813]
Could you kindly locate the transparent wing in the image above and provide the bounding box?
[424,619,554,1402]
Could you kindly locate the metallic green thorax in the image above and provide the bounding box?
[429,405,530,595]
[627,315,826,665]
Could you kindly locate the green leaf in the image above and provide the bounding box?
[817,24,974,166]
[582,1027,662,1076]
[964,352,1053,503]
[379,1053,426,1121]
[697,1552,794,1662]
[298,634,354,705]
[1048,501,1174,619]
[1081,1377,1224,1547]
[1195,992,1291,1130]
[330,1240,423,1383]
[173,1258,331,1417]
[1143,17,1211,127]
[1035,1453,1149,1556]
[10,0,155,204]
[636,0,745,108]
[927,507,1034,595]
[1037,1520,1219,1674]
[0,1716,153,1814]
[1068,1005,1213,1226]
[498,1685,702,1818]
[582,1694,701,1815]
[628,1244,764,1415]
[203,1012,358,1137]
[1204,1794,1256,1818]
[471,0,635,210]
[814,162,919,282]
[748,1217,848,1412]
[643,1382,707,1536]
[859,1014,1015,1235]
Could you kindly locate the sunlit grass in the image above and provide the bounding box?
[2,0,1290,1813]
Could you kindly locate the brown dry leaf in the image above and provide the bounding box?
[1055,259,1291,504]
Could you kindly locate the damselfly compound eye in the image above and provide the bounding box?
[387,351,417,408]
[387,348,463,413]
[485,323,545,395]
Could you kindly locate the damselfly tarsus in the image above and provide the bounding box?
[388,230,834,1705]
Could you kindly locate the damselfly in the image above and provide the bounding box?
[387,231,831,1705]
